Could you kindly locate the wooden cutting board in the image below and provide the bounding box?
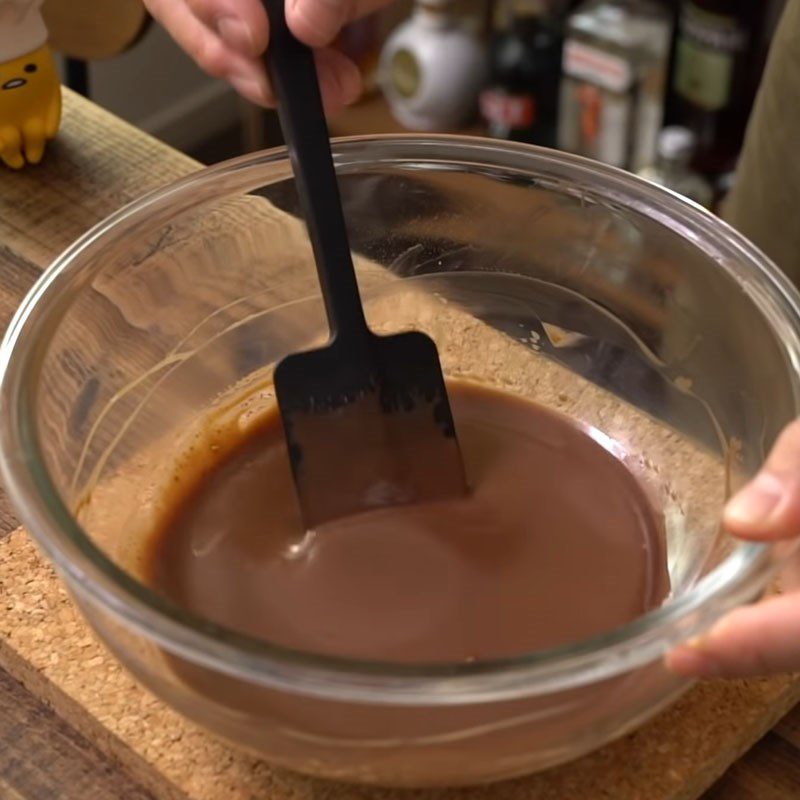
[0,90,799,800]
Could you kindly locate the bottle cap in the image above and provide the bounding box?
[0,1,47,62]
[657,126,697,162]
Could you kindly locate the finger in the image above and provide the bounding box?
[185,0,269,57]
[229,47,360,111]
[230,61,275,106]
[314,47,363,114]
[725,419,800,540]
[287,0,388,48]
[666,592,800,678]
[146,0,258,80]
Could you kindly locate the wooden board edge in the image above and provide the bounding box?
[0,634,189,800]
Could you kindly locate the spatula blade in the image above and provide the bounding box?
[275,330,467,529]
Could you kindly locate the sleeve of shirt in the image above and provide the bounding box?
[723,0,800,286]
[0,1,42,21]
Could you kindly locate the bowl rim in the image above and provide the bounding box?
[2,134,799,705]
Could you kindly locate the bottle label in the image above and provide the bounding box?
[558,78,631,168]
[563,40,633,94]
[480,89,536,128]
[674,4,748,111]
[389,48,421,99]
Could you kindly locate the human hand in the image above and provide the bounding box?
[144,0,390,113]
[668,421,800,678]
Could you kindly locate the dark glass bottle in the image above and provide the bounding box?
[669,0,781,180]
[480,0,564,146]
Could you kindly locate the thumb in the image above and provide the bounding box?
[667,592,800,678]
[724,420,800,541]
[287,0,349,48]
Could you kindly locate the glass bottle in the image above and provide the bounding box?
[480,0,564,147]
[669,0,783,180]
[638,126,713,208]
[558,0,673,171]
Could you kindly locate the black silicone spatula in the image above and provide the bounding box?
[262,0,467,529]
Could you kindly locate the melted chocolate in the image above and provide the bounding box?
[145,380,668,661]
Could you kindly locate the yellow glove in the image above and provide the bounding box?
[0,42,60,168]
[0,0,61,169]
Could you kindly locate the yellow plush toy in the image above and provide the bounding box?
[0,1,61,169]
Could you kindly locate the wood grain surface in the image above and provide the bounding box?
[0,89,798,799]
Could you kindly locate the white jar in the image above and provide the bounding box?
[379,0,487,132]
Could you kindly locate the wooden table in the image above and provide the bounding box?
[0,90,798,800]
[328,92,486,138]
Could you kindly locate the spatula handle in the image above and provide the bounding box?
[262,0,368,344]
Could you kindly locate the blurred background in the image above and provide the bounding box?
[52,1,788,215]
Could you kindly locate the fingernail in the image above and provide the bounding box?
[340,59,363,105]
[217,16,255,56]
[667,644,722,678]
[725,473,784,527]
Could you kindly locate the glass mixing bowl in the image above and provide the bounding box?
[2,137,800,787]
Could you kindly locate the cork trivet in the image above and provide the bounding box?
[3,287,800,799]
[0,529,798,800]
